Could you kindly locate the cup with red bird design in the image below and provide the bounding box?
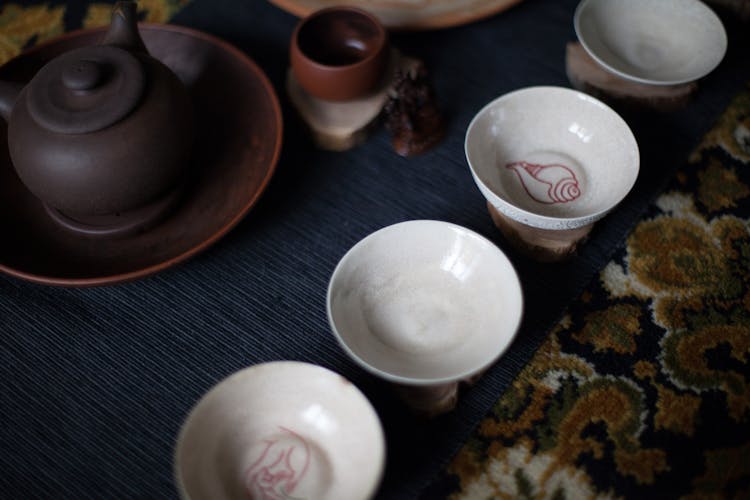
[174,362,385,500]
[465,86,639,260]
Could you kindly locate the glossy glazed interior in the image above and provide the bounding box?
[175,362,385,500]
[328,221,523,385]
[575,0,726,85]
[466,86,639,230]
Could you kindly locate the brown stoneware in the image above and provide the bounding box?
[0,24,282,286]
[269,0,526,31]
[290,6,389,101]
[0,1,193,237]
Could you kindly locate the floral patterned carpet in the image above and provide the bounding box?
[0,0,186,66]
[432,88,750,498]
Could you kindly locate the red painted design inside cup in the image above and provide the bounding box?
[245,427,311,499]
[506,161,581,204]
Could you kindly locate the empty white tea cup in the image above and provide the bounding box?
[327,220,523,414]
[574,0,727,85]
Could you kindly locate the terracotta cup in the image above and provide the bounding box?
[290,6,389,101]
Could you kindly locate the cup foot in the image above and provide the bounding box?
[487,202,593,262]
[393,369,488,418]
[45,184,183,238]
[394,382,458,418]
[565,42,698,112]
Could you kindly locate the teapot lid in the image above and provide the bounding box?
[26,45,145,134]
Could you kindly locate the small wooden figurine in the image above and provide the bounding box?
[384,62,446,156]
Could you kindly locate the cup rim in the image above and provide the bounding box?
[465,86,640,230]
[291,6,388,73]
[327,220,524,387]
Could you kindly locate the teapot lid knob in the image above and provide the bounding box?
[26,45,145,135]
[61,60,103,91]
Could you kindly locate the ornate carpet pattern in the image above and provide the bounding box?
[437,87,750,499]
[0,0,188,66]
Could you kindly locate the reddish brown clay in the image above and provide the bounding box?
[487,202,593,262]
[0,2,193,231]
[290,6,389,101]
[0,24,282,286]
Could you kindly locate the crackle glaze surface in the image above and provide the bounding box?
[466,86,639,230]
[175,362,385,500]
[574,0,727,85]
[328,220,523,385]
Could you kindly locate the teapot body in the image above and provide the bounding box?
[0,1,194,230]
[8,55,193,216]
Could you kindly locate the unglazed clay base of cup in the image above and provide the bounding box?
[566,42,698,113]
[392,367,488,417]
[393,382,459,417]
[327,220,523,416]
[574,0,726,86]
[487,202,593,262]
[174,362,385,500]
[465,86,639,234]
[287,50,419,151]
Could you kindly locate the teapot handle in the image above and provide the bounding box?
[99,1,148,53]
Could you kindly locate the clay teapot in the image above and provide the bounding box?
[0,1,193,236]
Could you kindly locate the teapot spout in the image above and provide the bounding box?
[99,1,148,53]
[0,81,22,122]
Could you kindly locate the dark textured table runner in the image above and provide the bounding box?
[2,1,749,498]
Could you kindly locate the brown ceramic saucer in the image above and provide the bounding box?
[0,24,283,286]
[268,0,526,30]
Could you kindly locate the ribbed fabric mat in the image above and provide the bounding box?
[1,0,749,498]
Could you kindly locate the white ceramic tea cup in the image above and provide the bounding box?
[466,86,639,233]
[465,86,639,260]
[174,361,385,500]
[327,220,523,413]
[574,0,727,86]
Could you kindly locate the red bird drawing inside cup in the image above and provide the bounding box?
[244,427,310,500]
[506,161,582,204]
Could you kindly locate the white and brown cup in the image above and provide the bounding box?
[465,86,639,261]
